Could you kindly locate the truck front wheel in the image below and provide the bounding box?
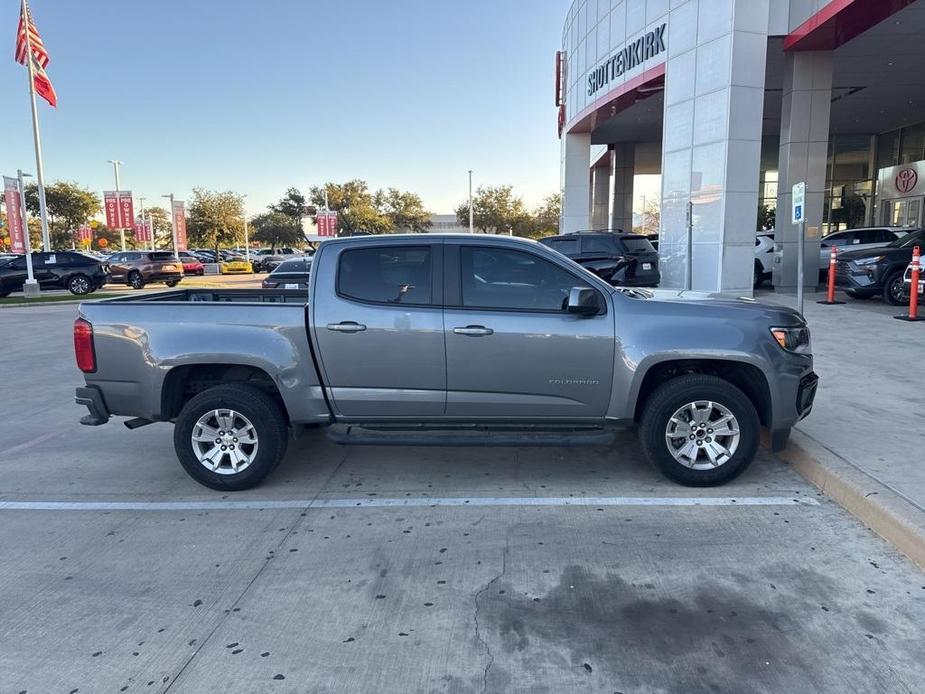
[173,383,289,491]
[638,374,759,486]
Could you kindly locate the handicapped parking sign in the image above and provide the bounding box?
[792,182,805,224]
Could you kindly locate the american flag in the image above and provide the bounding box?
[15,0,48,68]
[14,0,56,107]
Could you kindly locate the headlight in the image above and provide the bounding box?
[853,255,883,266]
[770,326,811,354]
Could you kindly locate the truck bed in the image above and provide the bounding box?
[97,288,308,304]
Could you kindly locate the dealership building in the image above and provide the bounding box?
[557,0,925,293]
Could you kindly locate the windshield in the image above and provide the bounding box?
[890,230,925,248]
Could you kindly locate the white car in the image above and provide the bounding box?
[754,232,775,288]
[818,227,908,273]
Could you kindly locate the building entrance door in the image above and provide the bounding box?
[882,197,924,227]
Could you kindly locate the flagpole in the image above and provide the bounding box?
[22,0,51,252]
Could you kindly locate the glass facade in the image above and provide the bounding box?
[759,122,925,235]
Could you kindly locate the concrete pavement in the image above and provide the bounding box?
[758,288,925,569]
[1,303,924,693]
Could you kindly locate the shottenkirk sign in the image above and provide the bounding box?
[588,23,666,97]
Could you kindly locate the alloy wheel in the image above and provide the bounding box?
[664,400,740,470]
[191,409,259,475]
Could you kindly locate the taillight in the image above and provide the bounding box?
[74,318,96,373]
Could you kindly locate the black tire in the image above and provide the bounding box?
[845,289,872,300]
[638,374,760,486]
[173,383,289,491]
[128,271,146,290]
[67,273,93,296]
[165,279,180,287]
[881,269,906,306]
[753,261,765,289]
[0,290,10,298]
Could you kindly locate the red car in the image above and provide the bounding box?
[178,252,204,276]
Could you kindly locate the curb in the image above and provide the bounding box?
[777,430,925,572]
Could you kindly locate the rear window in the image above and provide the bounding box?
[337,246,432,305]
[148,252,177,261]
[274,259,311,273]
[621,237,656,253]
[581,236,619,254]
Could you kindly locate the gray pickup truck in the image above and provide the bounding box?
[74,234,817,490]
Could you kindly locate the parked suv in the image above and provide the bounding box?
[836,228,925,304]
[0,251,109,296]
[819,227,907,276]
[539,230,660,286]
[106,251,183,289]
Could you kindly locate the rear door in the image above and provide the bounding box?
[443,243,615,420]
[107,253,130,282]
[311,242,446,417]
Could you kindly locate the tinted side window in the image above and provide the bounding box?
[338,246,432,305]
[544,238,579,256]
[460,246,591,312]
[9,257,28,270]
[824,234,850,247]
[581,236,618,255]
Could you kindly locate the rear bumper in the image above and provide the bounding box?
[148,272,183,282]
[76,385,110,426]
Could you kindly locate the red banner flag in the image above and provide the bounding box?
[172,200,187,251]
[3,176,26,253]
[117,191,134,228]
[317,211,337,237]
[103,191,120,228]
[133,222,146,242]
[77,225,92,243]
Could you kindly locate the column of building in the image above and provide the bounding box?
[611,143,635,233]
[773,51,832,290]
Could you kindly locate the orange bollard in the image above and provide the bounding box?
[895,245,924,322]
[817,245,845,305]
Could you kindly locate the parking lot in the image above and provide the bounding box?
[2,302,925,694]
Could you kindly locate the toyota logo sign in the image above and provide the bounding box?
[896,168,918,194]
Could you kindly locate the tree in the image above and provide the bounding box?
[524,193,561,239]
[308,180,389,235]
[757,204,776,231]
[250,211,304,252]
[271,187,306,228]
[455,185,529,234]
[186,188,245,254]
[24,181,100,249]
[140,206,172,250]
[374,188,432,233]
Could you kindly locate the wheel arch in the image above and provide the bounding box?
[632,357,772,428]
[161,363,290,424]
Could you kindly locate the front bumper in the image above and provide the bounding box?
[76,385,110,426]
[835,261,882,292]
[796,372,819,420]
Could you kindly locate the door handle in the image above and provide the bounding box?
[453,325,493,336]
[327,321,367,333]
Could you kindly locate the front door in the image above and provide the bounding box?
[107,253,130,283]
[443,244,615,420]
[311,242,446,417]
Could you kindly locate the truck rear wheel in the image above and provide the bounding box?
[173,383,289,491]
[638,374,759,486]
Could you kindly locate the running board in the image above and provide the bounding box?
[325,424,617,447]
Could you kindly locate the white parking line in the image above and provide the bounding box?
[0,495,818,512]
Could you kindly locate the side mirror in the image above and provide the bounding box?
[567,287,600,315]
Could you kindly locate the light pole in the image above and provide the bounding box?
[107,160,125,251]
[468,170,474,234]
[241,194,250,263]
[137,196,146,251]
[162,193,178,260]
[18,169,39,297]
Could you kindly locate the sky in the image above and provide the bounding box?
[0,0,570,216]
